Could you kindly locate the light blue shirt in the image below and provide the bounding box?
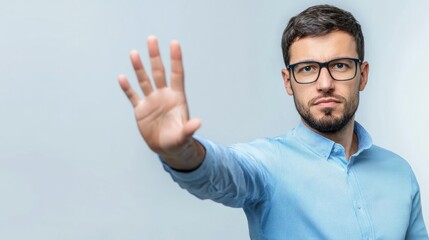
[162,122,428,239]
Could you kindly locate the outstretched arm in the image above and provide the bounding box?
[118,36,205,171]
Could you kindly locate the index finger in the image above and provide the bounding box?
[170,40,185,92]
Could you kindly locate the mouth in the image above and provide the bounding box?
[312,97,341,108]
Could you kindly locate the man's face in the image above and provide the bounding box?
[282,31,369,133]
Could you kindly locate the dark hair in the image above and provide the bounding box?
[281,4,364,66]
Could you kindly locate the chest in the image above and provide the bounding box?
[258,155,412,239]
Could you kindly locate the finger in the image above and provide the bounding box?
[183,118,201,138]
[147,36,167,89]
[130,50,153,96]
[118,74,140,107]
[170,40,185,92]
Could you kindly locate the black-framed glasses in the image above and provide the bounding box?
[286,58,362,84]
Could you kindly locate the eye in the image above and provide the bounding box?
[334,63,346,69]
[303,66,312,72]
[296,63,318,74]
[330,60,353,72]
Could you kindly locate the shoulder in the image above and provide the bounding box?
[361,144,417,183]
[358,145,422,199]
[363,144,409,166]
[362,144,412,169]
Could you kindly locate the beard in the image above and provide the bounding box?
[293,92,359,133]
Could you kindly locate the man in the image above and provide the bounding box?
[118,4,428,239]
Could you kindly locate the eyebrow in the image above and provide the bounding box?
[290,56,358,64]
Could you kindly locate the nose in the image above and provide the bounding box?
[316,67,335,93]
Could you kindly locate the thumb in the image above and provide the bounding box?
[183,118,201,138]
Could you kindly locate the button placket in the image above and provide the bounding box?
[348,169,374,239]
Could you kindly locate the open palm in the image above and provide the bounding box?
[118,36,201,157]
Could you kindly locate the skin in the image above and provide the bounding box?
[119,31,369,170]
[118,36,205,171]
[282,31,369,159]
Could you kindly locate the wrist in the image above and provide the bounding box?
[160,138,205,171]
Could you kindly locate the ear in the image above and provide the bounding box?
[358,61,369,91]
[282,68,294,95]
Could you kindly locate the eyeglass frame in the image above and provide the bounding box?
[286,57,363,84]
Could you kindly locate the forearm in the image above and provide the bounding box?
[162,137,271,208]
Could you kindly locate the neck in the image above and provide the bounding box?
[303,118,358,160]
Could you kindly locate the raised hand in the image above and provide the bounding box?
[118,36,204,170]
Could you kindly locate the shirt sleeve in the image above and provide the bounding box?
[405,171,428,239]
[160,136,272,208]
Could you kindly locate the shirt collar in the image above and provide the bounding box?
[292,121,373,160]
[353,121,373,156]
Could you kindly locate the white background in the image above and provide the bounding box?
[0,0,428,239]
